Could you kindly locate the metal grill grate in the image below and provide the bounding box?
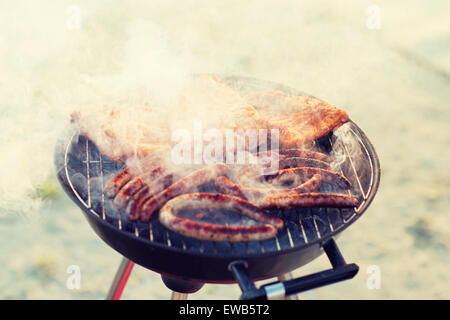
[62,118,376,258]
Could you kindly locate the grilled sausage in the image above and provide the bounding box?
[140,163,230,222]
[215,174,322,203]
[214,176,247,199]
[259,192,359,210]
[104,168,133,199]
[277,157,332,170]
[125,174,177,220]
[113,177,144,208]
[112,167,163,208]
[279,149,330,162]
[265,167,351,190]
[125,185,150,220]
[159,193,282,242]
[256,154,331,170]
[103,155,164,199]
[254,149,330,162]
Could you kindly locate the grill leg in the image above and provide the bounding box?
[171,292,188,300]
[106,257,135,300]
[277,273,299,300]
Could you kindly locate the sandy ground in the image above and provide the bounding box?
[0,1,448,299]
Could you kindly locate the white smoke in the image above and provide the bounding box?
[0,5,196,215]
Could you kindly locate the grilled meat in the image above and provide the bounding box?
[265,167,352,190]
[245,90,349,147]
[259,193,359,210]
[140,163,230,222]
[125,173,177,220]
[214,174,322,204]
[112,167,163,208]
[104,168,133,199]
[159,192,283,242]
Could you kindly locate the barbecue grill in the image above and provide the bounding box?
[54,75,380,300]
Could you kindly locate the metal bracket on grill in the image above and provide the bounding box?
[229,238,359,300]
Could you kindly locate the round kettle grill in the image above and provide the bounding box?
[55,76,380,299]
